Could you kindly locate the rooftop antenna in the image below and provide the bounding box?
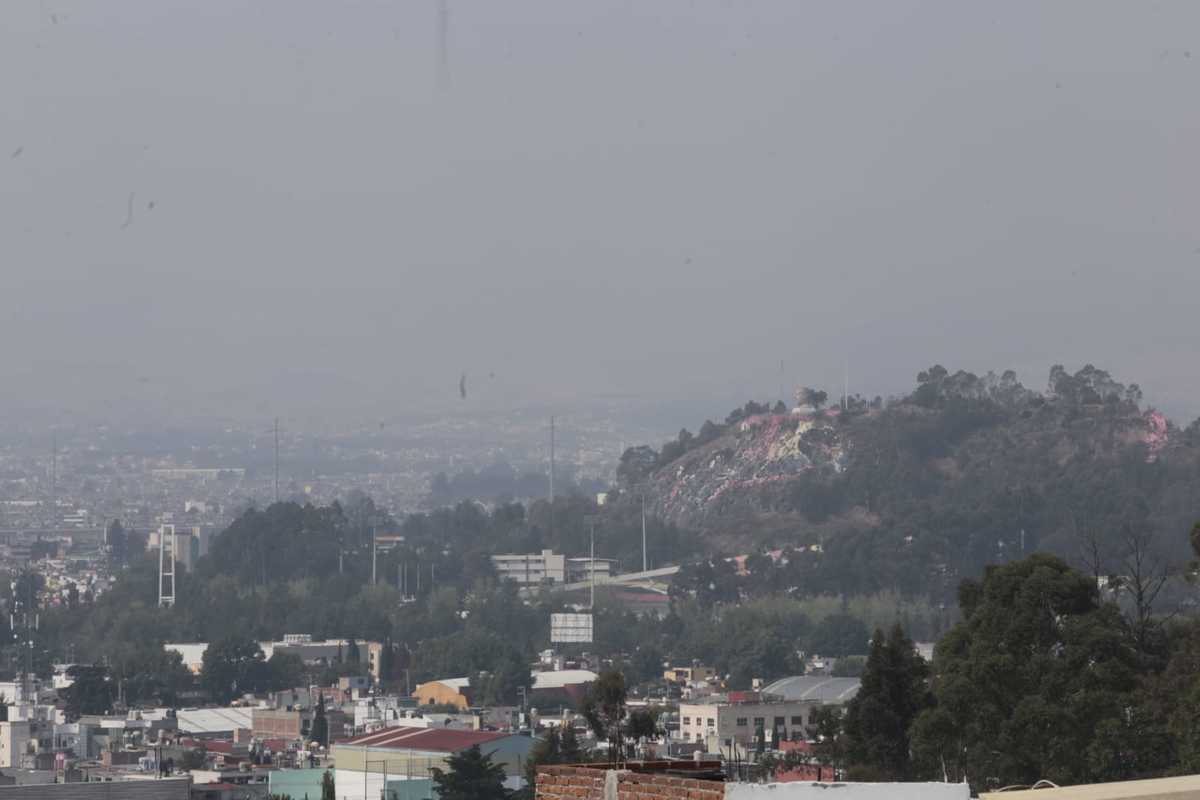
[12,573,39,706]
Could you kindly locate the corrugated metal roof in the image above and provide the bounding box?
[336,727,511,753]
[422,677,471,690]
[175,707,255,734]
[759,676,861,703]
[531,670,597,690]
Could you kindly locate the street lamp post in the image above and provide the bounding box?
[583,515,601,610]
[366,758,391,800]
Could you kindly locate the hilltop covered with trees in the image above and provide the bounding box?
[623,364,1199,605]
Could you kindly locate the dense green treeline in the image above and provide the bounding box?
[832,548,1200,793]
[4,494,939,708]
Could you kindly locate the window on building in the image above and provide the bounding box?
[791,716,804,726]
[707,718,715,727]
[682,717,691,725]
[774,716,785,727]
[736,717,748,727]
[753,717,764,726]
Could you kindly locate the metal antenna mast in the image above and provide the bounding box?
[12,573,39,706]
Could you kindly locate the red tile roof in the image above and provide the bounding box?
[336,726,512,753]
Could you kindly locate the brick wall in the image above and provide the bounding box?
[536,764,726,800]
[537,766,607,799]
[616,771,724,800]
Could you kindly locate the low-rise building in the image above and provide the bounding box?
[492,550,567,586]
[165,636,385,681]
[757,676,861,705]
[332,727,533,800]
[664,665,717,685]
[491,550,617,587]
[412,678,471,710]
[0,720,33,769]
[678,694,822,754]
[530,670,597,708]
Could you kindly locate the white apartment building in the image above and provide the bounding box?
[491,550,617,587]
[0,720,32,769]
[149,524,213,573]
[566,557,614,583]
[678,696,822,754]
[492,550,567,586]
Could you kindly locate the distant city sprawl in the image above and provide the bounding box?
[0,367,1198,798]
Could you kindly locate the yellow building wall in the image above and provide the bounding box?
[413,681,469,710]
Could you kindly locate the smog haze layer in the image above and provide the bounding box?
[4,0,1199,427]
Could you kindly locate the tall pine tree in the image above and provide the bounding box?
[842,623,931,780]
[310,695,329,749]
[431,744,512,800]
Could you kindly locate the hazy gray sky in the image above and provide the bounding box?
[4,0,1198,426]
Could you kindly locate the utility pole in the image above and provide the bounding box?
[584,514,600,611]
[641,495,648,572]
[49,432,57,528]
[273,417,280,504]
[844,361,849,410]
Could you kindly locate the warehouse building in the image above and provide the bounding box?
[332,727,533,800]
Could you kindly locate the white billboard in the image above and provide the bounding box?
[550,613,594,643]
